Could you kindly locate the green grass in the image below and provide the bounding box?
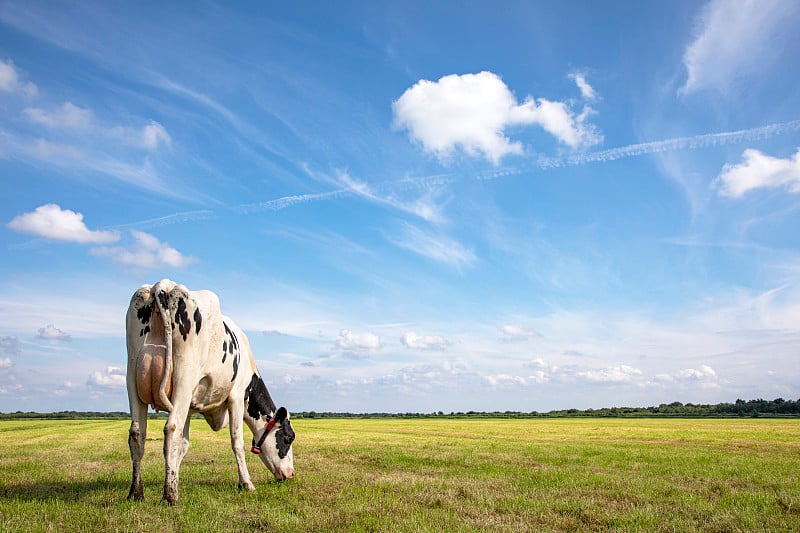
[1,418,798,532]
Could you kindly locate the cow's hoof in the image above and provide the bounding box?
[127,484,144,501]
[238,482,256,492]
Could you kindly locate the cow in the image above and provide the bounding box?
[125,279,295,505]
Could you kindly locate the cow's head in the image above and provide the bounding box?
[252,407,295,480]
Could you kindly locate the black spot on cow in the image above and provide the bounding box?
[244,373,276,420]
[193,308,202,335]
[223,322,241,382]
[137,303,153,325]
[274,408,295,459]
[138,325,151,337]
[157,291,169,313]
[175,298,192,341]
[222,341,227,363]
[224,322,239,351]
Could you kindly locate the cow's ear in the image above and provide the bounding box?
[275,407,288,423]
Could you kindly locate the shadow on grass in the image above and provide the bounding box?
[0,478,128,503]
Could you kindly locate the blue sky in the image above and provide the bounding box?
[1,1,799,413]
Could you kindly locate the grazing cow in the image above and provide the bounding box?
[125,279,295,505]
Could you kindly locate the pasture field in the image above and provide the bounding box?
[0,417,798,532]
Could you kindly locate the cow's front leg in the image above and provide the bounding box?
[228,401,255,491]
[162,409,190,505]
[127,391,148,501]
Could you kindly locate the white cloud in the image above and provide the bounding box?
[1,336,20,355]
[654,365,720,390]
[26,139,84,160]
[90,230,196,269]
[714,148,800,197]
[87,366,126,389]
[529,357,548,369]
[680,0,799,95]
[678,365,718,380]
[575,365,642,383]
[484,374,529,387]
[37,324,71,341]
[7,204,121,244]
[140,120,171,150]
[0,357,11,368]
[22,98,169,152]
[501,324,538,341]
[389,223,476,269]
[392,71,601,164]
[24,102,94,129]
[0,383,23,395]
[0,58,37,97]
[569,72,597,101]
[334,329,381,353]
[401,332,450,351]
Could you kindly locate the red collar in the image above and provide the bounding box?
[250,417,276,454]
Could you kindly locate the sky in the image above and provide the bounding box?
[1,1,799,414]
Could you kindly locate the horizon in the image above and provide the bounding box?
[2,1,799,414]
[2,396,797,417]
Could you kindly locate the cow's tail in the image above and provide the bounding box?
[153,280,175,413]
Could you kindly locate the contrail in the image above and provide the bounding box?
[235,190,348,214]
[112,119,800,224]
[568,119,800,165]
[481,119,800,178]
[110,210,216,231]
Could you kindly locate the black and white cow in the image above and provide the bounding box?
[125,279,295,505]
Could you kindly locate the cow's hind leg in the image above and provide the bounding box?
[162,407,191,505]
[127,399,148,501]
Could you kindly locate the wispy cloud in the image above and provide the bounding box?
[388,223,476,269]
[0,337,20,356]
[569,71,598,101]
[680,0,799,95]
[24,102,93,129]
[0,54,177,198]
[0,58,37,97]
[335,171,446,224]
[90,230,197,270]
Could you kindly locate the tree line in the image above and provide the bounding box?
[296,398,800,419]
[1,398,798,420]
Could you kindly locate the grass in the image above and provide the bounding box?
[0,417,798,532]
